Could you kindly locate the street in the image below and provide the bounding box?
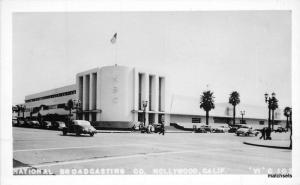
[13,127,291,175]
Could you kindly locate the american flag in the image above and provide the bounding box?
[110,33,117,44]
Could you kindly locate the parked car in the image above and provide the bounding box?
[131,122,143,131]
[195,127,207,133]
[42,121,52,129]
[62,120,97,136]
[29,120,40,128]
[200,125,212,132]
[274,127,287,133]
[18,118,26,127]
[12,118,18,126]
[236,125,259,136]
[228,124,243,133]
[56,121,66,130]
[218,125,231,132]
[211,125,230,133]
[211,126,224,133]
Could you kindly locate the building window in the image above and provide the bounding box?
[138,113,143,122]
[259,121,264,125]
[138,73,142,110]
[192,118,201,123]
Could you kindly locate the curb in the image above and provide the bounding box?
[243,141,291,150]
[96,131,131,133]
[96,130,193,133]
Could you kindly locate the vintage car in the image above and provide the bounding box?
[236,125,259,136]
[199,125,212,133]
[42,121,52,129]
[131,122,143,131]
[211,124,230,133]
[195,127,207,133]
[228,124,243,133]
[18,118,26,127]
[56,121,66,130]
[29,120,40,128]
[62,120,97,136]
[274,127,287,133]
[12,117,18,126]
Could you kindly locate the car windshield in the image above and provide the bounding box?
[74,120,91,126]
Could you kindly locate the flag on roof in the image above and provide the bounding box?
[110,32,117,44]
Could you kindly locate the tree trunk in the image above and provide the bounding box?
[268,108,271,129]
[271,109,274,130]
[233,105,236,125]
[206,111,209,125]
[289,126,292,149]
[286,117,289,129]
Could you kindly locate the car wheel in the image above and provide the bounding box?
[237,133,240,136]
[62,130,67,136]
[76,131,80,136]
[90,133,94,137]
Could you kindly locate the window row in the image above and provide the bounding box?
[25,90,76,103]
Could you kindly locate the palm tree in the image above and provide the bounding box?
[65,99,74,119]
[270,96,278,130]
[200,90,215,125]
[289,108,292,149]
[229,91,240,125]
[15,105,21,117]
[20,105,26,118]
[283,107,291,129]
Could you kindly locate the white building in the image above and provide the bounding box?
[19,65,286,129]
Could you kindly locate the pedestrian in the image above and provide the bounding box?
[159,122,165,135]
[259,127,266,140]
[266,127,272,140]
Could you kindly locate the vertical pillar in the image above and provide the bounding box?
[154,75,159,112]
[154,113,158,123]
[145,113,149,126]
[133,69,139,111]
[89,73,93,110]
[144,73,149,111]
[89,113,92,121]
[96,71,101,113]
[83,75,87,110]
[159,77,166,112]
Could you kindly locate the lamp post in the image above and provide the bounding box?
[73,99,81,120]
[264,92,276,129]
[240,110,245,124]
[20,105,26,119]
[142,100,148,127]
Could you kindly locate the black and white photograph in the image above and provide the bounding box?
[1,0,300,185]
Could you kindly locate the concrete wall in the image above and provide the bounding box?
[99,66,135,122]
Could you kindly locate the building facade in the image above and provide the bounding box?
[18,65,286,129]
[75,65,166,128]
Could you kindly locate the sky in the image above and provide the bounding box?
[13,11,291,108]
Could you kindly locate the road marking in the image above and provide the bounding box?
[13,144,142,153]
[29,150,197,168]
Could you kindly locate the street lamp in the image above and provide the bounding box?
[73,99,82,120]
[142,100,148,127]
[264,92,275,129]
[240,110,245,124]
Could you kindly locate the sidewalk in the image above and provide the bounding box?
[243,132,291,149]
[96,130,192,133]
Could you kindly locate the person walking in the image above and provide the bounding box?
[259,127,266,140]
[266,127,272,140]
[159,122,165,135]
